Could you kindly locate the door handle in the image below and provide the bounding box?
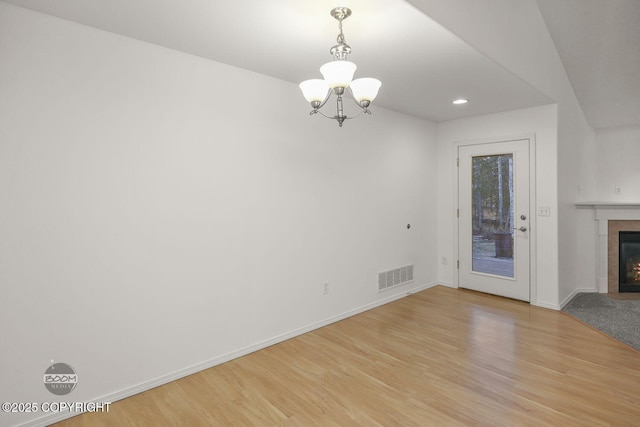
[514,226,527,232]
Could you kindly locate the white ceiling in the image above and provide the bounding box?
[536,0,640,129]
[8,0,638,129]
[2,0,555,123]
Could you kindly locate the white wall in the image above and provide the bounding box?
[557,103,598,302]
[570,125,640,296]
[0,4,438,426]
[409,0,597,305]
[595,125,640,201]
[436,105,559,308]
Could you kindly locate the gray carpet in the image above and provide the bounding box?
[562,293,640,351]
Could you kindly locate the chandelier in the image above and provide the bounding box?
[299,7,382,127]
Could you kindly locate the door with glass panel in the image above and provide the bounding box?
[458,139,530,301]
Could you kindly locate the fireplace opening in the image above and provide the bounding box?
[619,231,640,292]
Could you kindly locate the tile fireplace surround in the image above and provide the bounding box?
[576,202,640,293]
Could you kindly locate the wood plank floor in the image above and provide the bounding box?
[52,286,640,426]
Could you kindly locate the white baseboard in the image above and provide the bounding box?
[558,287,599,310]
[531,300,562,311]
[406,281,439,295]
[435,281,457,289]
[19,281,438,427]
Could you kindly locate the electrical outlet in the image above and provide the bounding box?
[323,281,329,295]
[615,186,622,195]
[442,257,448,265]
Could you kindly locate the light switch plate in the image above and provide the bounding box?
[538,206,551,217]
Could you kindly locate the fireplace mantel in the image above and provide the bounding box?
[576,202,640,216]
[577,202,640,292]
[576,202,640,208]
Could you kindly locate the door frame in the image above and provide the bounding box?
[452,134,537,303]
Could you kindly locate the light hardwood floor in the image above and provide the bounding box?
[53,286,640,426]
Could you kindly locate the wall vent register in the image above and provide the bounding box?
[378,265,414,291]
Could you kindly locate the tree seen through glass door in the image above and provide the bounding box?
[471,154,514,278]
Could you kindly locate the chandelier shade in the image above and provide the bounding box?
[299,7,381,127]
[299,79,329,103]
[350,78,382,103]
[320,61,357,89]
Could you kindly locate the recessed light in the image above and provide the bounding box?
[452,98,469,105]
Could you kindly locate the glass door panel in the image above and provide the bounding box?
[471,154,514,278]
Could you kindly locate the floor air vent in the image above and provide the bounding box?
[378,265,414,291]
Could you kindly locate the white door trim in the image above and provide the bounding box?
[452,134,537,303]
